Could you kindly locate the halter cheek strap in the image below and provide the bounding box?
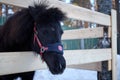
[34,31,48,56]
[33,24,63,57]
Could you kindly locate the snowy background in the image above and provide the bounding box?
[33,55,120,80]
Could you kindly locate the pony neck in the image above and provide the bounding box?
[0,9,34,52]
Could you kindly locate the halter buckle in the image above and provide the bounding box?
[40,47,46,53]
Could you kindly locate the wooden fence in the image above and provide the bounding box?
[0,0,117,80]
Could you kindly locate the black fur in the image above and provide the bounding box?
[0,1,66,80]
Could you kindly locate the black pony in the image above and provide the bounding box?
[0,2,66,80]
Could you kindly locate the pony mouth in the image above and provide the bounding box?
[49,59,66,74]
[42,52,66,74]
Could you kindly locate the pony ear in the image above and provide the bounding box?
[29,6,37,20]
[29,6,34,17]
[37,7,66,24]
[46,8,66,22]
[29,4,66,23]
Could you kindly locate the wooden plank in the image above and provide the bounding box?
[62,27,104,40]
[108,60,112,71]
[64,48,112,65]
[108,27,112,38]
[0,52,47,75]
[0,48,111,75]
[67,62,102,71]
[0,0,31,8]
[0,0,111,26]
[111,9,117,80]
[49,1,111,26]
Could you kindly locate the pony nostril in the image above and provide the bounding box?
[59,64,62,70]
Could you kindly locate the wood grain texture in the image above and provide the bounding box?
[64,49,112,65]
[62,27,104,40]
[67,62,102,71]
[0,52,47,75]
[0,48,111,75]
[111,9,117,80]
[0,0,111,26]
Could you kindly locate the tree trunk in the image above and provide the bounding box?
[96,0,112,80]
[115,0,120,33]
[115,0,120,54]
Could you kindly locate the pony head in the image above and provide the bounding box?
[29,2,66,74]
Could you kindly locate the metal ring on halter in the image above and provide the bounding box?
[40,47,46,53]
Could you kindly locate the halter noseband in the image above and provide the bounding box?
[33,24,63,57]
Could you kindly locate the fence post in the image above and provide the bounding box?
[111,9,117,80]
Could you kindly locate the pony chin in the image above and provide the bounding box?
[43,52,66,74]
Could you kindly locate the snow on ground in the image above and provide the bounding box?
[34,69,97,80]
[34,55,120,80]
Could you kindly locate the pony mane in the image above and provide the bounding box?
[29,2,66,24]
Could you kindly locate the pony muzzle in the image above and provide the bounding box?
[45,43,64,55]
